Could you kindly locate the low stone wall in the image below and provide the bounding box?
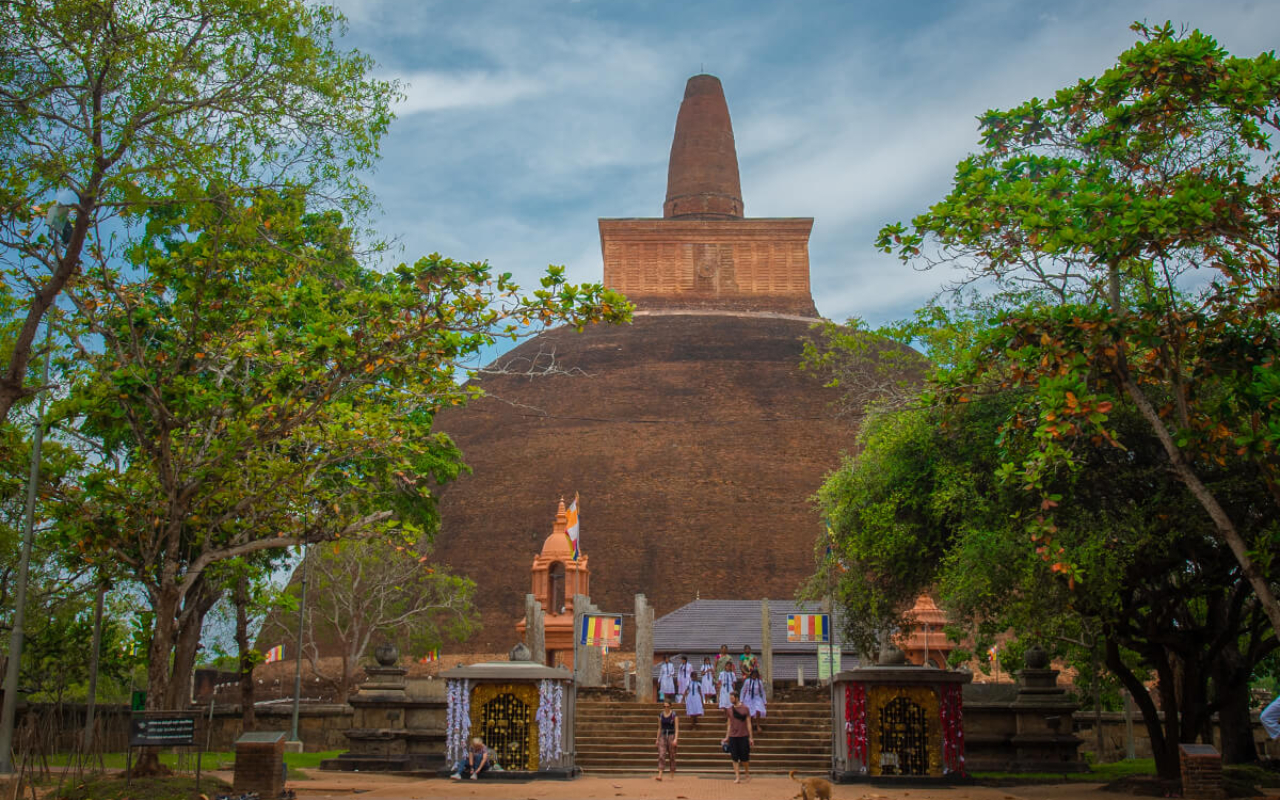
[1073,710,1280,763]
[203,704,353,752]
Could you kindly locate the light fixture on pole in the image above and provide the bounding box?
[287,509,309,752]
[0,321,54,775]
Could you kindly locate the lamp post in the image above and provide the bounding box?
[287,511,309,752]
[0,320,53,775]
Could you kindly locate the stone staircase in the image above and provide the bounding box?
[575,700,831,775]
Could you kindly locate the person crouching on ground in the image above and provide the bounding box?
[721,691,754,784]
[450,738,492,780]
[655,700,679,781]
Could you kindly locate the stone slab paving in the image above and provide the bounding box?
[281,771,1131,800]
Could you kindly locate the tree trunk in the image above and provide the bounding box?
[134,586,181,777]
[1213,644,1258,764]
[165,582,221,710]
[235,582,256,730]
[1108,637,1180,780]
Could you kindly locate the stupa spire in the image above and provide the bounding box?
[663,74,743,220]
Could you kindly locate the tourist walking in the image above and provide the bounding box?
[721,691,754,783]
[657,654,676,701]
[685,671,705,727]
[700,657,716,697]
[655,700,679,780]
[449,738,492,780]
[741,666,767,726]
[717,659,735,709]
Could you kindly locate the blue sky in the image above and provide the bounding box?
[331,0,1279,330]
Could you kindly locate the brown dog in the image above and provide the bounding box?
[789,769,833,800]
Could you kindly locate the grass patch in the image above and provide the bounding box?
[52,775,232,800]
[44,750,342,772]
[973,758,1157,783]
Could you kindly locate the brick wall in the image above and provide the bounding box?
[1179,743,1225,800]
[233,736,285,797]
[599,218,815,314]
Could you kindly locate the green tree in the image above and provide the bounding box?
[0,0,395,424]
[291,538,475,693]
[876,23,1280,637]
[816,389,1276,776]
[58,190,629,730]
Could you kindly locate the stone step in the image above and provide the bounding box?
[575,698,833,774]
[576,723,826,733]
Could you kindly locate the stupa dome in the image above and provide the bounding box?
[427,75,907,651]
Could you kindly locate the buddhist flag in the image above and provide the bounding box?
[787,613,831,643]
[580,614,623,647]
[263,645,284,663]
[420,649,440,663]
[565,493,581,560]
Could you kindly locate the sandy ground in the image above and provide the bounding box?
[272,771,1130,800]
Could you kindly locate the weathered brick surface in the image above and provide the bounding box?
[234,737,285,796]
[431,314,857,652]
[664,74,742,220]
[1179,743,1225,800]
[599,218,816,316]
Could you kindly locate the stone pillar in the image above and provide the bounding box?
[525,594,546,665]
[1010,645,1085,771]
[573,594,605,687]
[635,594,654,702]
[760,599,773,699]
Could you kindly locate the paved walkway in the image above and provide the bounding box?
[283,772,1124,800]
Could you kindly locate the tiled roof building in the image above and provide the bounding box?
[651,599,861,681]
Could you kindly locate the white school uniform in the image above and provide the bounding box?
[676,662,692,700]
[699,666,716,697]
[742,675,767,718]
[685,680,704,717]
[717,669,735,708]
[657,661,676,697]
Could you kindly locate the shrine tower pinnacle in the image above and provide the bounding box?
[664,74,743,220]
[599,74,817,318]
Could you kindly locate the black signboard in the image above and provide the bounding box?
[130,715,196,747]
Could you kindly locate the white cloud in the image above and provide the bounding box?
[338,0,1280,331]
[395,71,546,114]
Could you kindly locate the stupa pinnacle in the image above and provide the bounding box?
[664,75,743,219]
[600,74,817,317]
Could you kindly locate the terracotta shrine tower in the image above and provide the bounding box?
[516,499,590,667]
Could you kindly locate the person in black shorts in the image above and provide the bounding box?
[721,690,754,783]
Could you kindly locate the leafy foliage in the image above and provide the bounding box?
[0,0,397,424]
[53,188,629,710]
[875,21,1280,636]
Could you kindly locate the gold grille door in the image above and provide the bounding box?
[879,696,929,776]
[481,692,533,771]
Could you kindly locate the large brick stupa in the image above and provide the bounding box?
[431,75,851,652]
